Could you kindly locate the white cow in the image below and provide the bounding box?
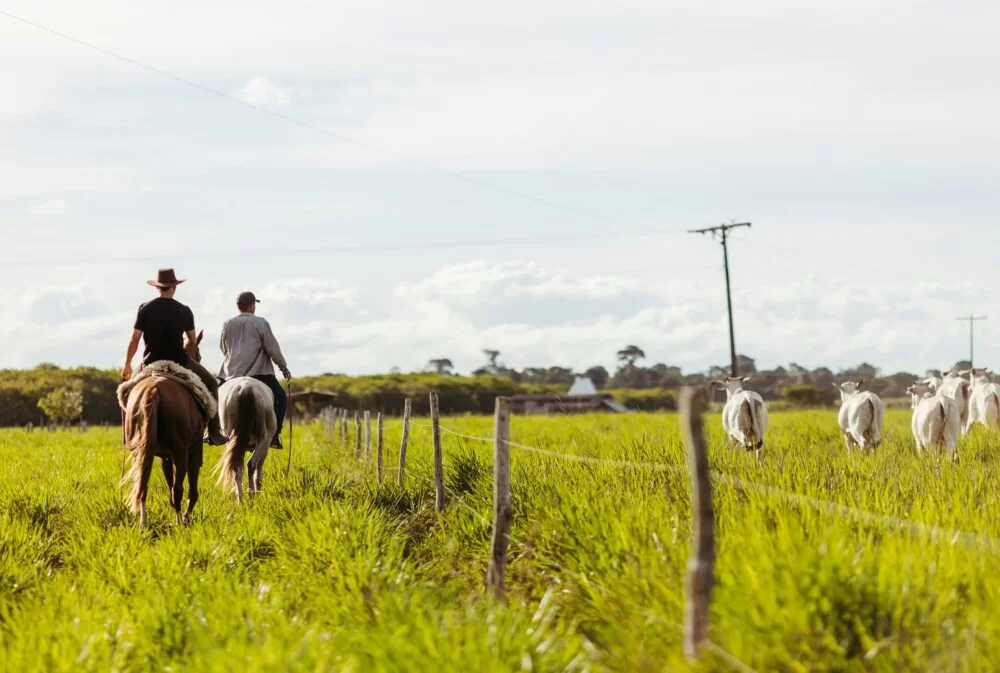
[907,381,960,461]
[834,378,884,452]
[923,370,971,435]
[711,376,768,459]
[966,367,1000,433]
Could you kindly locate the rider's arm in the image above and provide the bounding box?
[122,329,141,379]
[259,319,290,378]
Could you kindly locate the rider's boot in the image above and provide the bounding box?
[204,415,228,446]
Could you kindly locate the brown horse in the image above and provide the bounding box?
[122,332,208,527]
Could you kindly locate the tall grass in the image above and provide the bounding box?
[1,410,999,672]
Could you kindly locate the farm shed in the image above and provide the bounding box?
[509,378,628,415]
[289,390,338,420]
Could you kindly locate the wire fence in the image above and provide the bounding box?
[323,401,999,671]
[411,421,1000,553]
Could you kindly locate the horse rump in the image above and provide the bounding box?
[215,384,260,493]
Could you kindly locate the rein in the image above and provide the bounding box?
[284,380,293,476]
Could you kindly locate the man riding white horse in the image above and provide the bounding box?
[121,268,228,446]
[218,291,291,448]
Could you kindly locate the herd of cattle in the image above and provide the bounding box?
[712,369,1000,461]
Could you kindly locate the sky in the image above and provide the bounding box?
[2,1,999,377]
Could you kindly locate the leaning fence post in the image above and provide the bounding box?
[486,396,512,600]
[397,399,412,487]
[364,410,372,458]
[376,412,384,483]
[430,392,445,513]
[354,412,362,458]
[679,386,715,663]
[341,409,348,443]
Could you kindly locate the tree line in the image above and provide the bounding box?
[0,347,956,426]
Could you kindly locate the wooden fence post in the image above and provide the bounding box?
[341,409,348,443]
[397,399,412,487]
[354,412,362,458]
[486,397,512,600]
[376,412,384,483]
[430,392,444,513]
[679,386,715,663]
[364,410,372,458]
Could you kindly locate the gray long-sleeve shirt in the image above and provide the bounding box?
[218,313,289,379]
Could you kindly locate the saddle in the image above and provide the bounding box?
[117,360,218,421]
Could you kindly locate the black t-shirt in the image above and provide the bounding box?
[133,298,195,365]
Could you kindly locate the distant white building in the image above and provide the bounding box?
[510,375,629,415]
[567,376,598,396]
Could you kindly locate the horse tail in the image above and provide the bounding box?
[123,384,158,513]
[216,385,257,493]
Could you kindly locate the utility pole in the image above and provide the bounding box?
[689,221,752,377]
[956,314,987,369]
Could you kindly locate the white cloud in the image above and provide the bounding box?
[3,1,1000,375]
[24,198,72,215]
[232,76,290,108]
[0,265,997,376]
[396,260,662,327]
[0,284,128,367]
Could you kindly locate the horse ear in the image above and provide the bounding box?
[856,378,864,387]
[197,330,204,344]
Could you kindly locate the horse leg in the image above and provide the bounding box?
[248,440,270,496]
[136,455,161,530]
[183,443,203,525]
[234,459,245,505]
[171,462,187,526]
[184,463,200,525]
[151,457,174,526]
[161,458,173,489]
[246,457,257,497]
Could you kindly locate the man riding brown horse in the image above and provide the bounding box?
[121,268,228,446]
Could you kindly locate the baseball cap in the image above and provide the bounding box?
[237,291,261,306]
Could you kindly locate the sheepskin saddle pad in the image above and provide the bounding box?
[117,360,217,421]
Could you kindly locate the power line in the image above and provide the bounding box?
[0,226,685,269]
[1,9,624,225]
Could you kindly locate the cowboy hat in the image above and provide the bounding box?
[147,268,186,288]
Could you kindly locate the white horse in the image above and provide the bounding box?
[215,377,277,503]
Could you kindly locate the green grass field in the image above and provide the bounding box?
[2,409,999,672]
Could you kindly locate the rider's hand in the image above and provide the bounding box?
[282,369,291,381]
[121,364,132,381]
